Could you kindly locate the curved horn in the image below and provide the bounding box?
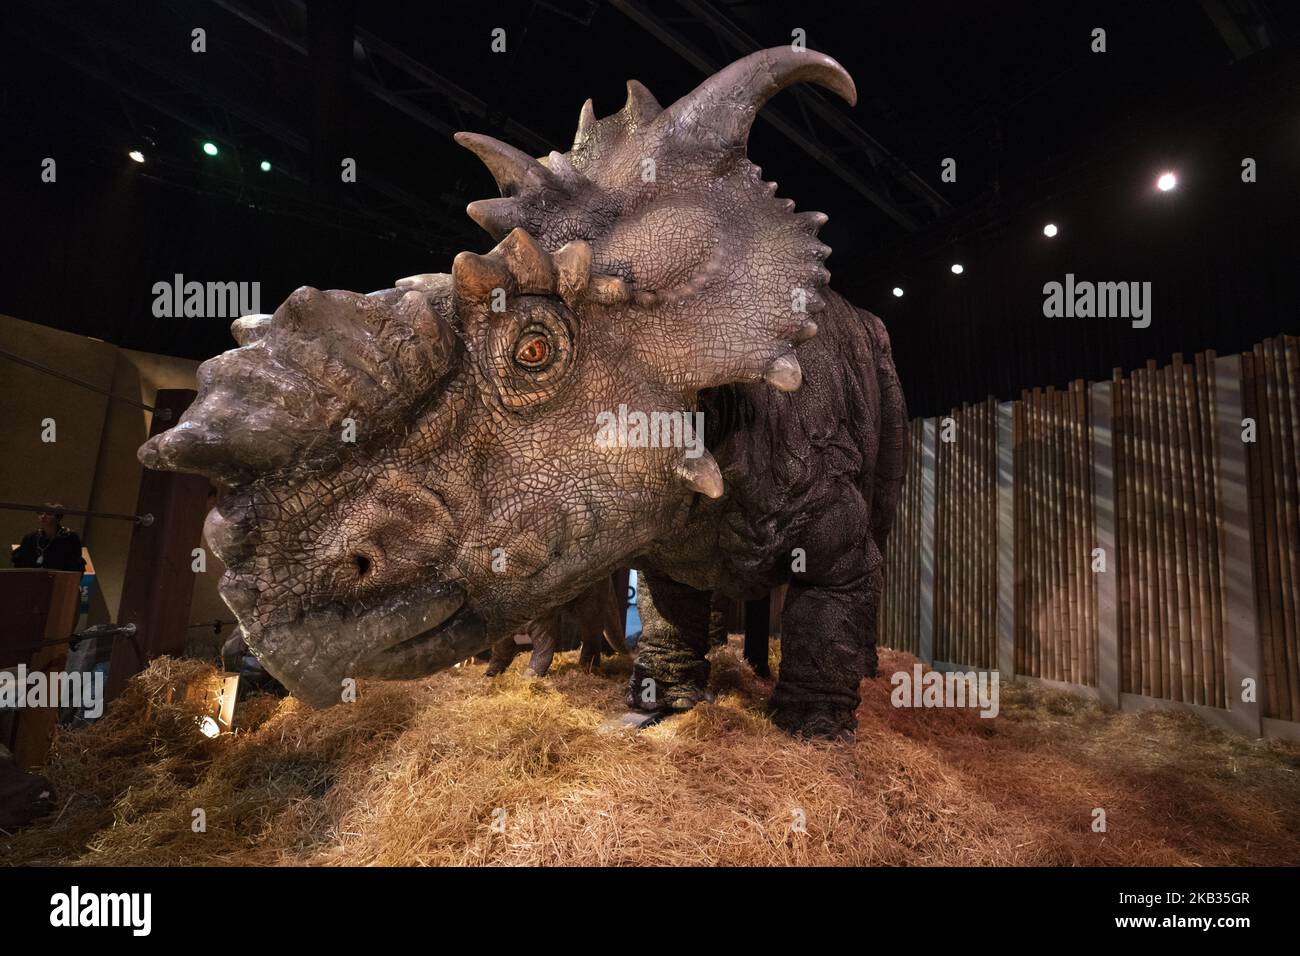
[454,132,564,196]
[622,79,662,125]
[657,47,856,159]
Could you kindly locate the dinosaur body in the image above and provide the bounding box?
[139,47,906,738]
[630,292,904,733]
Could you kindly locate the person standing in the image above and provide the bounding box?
[10,504,85,573]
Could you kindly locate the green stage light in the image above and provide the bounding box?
[259,160,272,172]
[202,141,219,157]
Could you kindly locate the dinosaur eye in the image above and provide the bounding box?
[490,299,573,408]
[513,332,551,369]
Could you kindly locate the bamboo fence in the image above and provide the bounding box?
[1014,380,1096,684]
[933,398,999,669]
[879,417,926,655]
[875,336,1298,723]
[1243,334,1300,721]
[1111,354,1224,704]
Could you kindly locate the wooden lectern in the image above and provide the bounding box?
[0,568,81,767]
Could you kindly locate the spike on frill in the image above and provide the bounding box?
[622,79,662,126]
[552,240,593,308]
[764,353,803,392]
[573,99,597,150]
[674,450,724,499]
[452,251,513,303]
[466,198,525,240]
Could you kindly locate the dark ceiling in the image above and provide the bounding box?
[3,0,1299,415]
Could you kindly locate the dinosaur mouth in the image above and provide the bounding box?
[231,579,486,708]
[351,601,488,680]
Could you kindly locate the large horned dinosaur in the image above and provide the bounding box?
[140,47,906,738]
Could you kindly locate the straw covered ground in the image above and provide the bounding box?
[3,642,1298,866]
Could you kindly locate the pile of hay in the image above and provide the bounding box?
[3,644,1298,865]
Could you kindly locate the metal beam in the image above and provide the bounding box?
[17,1,479,248]
[216,0,552,154]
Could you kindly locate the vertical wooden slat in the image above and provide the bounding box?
[1070,381,1081,684]
[983,399,990,668]
[1015,396,1026,674]
[1154,361,1176,698]
[1282,336,1300,716]
[1266,338,1300,718]
[961,401,969,665]
[1027,390,1039,676]
[1083,379,1093,685]
[1081,379,1092,683]
[1183,359,1209,705]
[1138,366,1159,697]
[1048,386,1061,680]
[938,411,949,662]
[983,399,992,667]
[1114,371,1132,693]
[1205,351,1226,709]
[1253,344,1286,718]
[1121,370,1138,694]
[1169,356,1191,701]
[1062,383,1077,681]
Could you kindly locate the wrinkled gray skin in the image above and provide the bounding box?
[139,47,906,738]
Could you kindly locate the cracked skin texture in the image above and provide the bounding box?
[138,47,906,738]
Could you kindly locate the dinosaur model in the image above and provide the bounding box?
[140,47,906,738]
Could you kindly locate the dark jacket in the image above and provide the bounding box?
[11,528,85,573]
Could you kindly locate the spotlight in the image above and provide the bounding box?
[128,150,145,164]
[1043,223,1058,238]
[950,263,964,275]
[202,141,219,157]
[892,287,904,298]
[1157,171,1177,192]
[259,160,272,172]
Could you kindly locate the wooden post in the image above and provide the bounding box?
[0,569,81,767]
[105,389,210,701]
[1214,355,1263,737]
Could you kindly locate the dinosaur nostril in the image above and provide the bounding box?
[352,554,372,577]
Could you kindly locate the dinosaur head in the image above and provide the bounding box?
[139,48,855,706]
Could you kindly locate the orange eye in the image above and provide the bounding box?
[514,333,550,368]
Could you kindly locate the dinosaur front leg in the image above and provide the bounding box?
[484,634,520,677]
[523,613,561,677]
[770,537,880,740]
[627,570,713,713]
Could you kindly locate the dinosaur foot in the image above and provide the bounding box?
[625,661,713,713]
[769,701,857,741]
